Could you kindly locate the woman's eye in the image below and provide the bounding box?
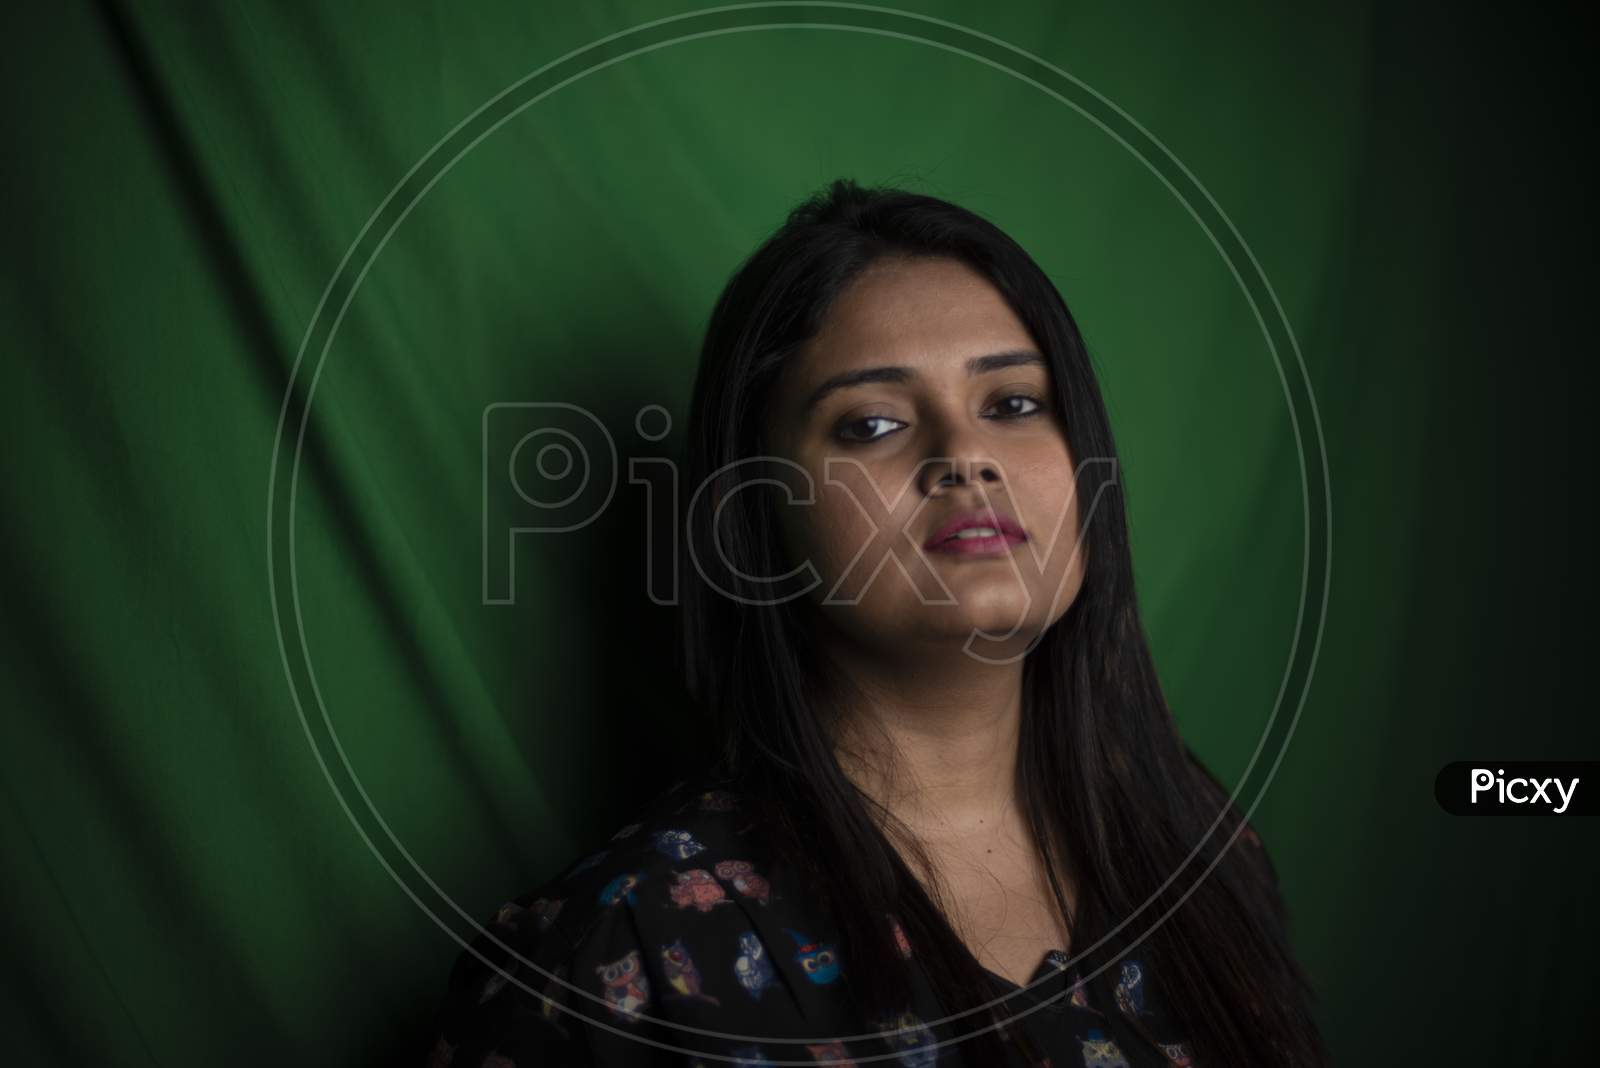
[836,415,906,443]
[988,394,1044,419]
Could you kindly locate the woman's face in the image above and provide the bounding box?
[765,255,1087,661]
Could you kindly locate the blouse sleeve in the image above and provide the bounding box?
[421,874,688,1068]
[422,882,598,1068]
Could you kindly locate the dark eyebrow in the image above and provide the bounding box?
[966,349,1046,375]
[803,349,1046,412]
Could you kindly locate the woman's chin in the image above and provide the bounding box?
[916,598,1046,646]
[816,582,1059,653]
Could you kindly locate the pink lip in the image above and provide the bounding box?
[922,508,1029,555]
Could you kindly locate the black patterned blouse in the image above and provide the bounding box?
[423,776,1200,1068]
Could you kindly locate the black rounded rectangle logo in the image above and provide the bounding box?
[1436,762,1592,816]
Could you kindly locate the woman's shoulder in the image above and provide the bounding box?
[423,775,804,1067]
[526,778,781,932]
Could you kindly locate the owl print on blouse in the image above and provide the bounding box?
[713,858,773,905]
[598,871,643,907]
[660,937,722,1007]
[785,928,843,985]
[653,828,707,861]
[734,930,778,999]
[877,1010,938,1068]
[806,1039,859,1066]
[597,948,650,1022]
[669,868,735,912]
[1113,960,1147,1017]
[1156,1040,1196,1066]
[728,1046,777,1067]
[1079,1028,1131,1068]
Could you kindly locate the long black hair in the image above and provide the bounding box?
[677,178,1327,1067]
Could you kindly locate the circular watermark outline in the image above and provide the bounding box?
[264,2,1332,1061]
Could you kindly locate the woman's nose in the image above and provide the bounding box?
[934,459,1000,486]
[918,425,1003,496]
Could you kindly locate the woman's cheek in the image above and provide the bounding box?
[811,493,880,585]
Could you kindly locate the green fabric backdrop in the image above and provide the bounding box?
[2,2,1592,1065]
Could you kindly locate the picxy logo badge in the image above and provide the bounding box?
[1435,762,1593,816]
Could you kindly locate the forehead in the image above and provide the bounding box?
[796,256,1036,380]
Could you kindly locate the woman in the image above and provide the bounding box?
[424,179,1327,1067]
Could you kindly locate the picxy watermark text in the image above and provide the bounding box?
[1435,762,1593,816]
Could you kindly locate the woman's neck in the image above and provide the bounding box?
[822,631,1027,842]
